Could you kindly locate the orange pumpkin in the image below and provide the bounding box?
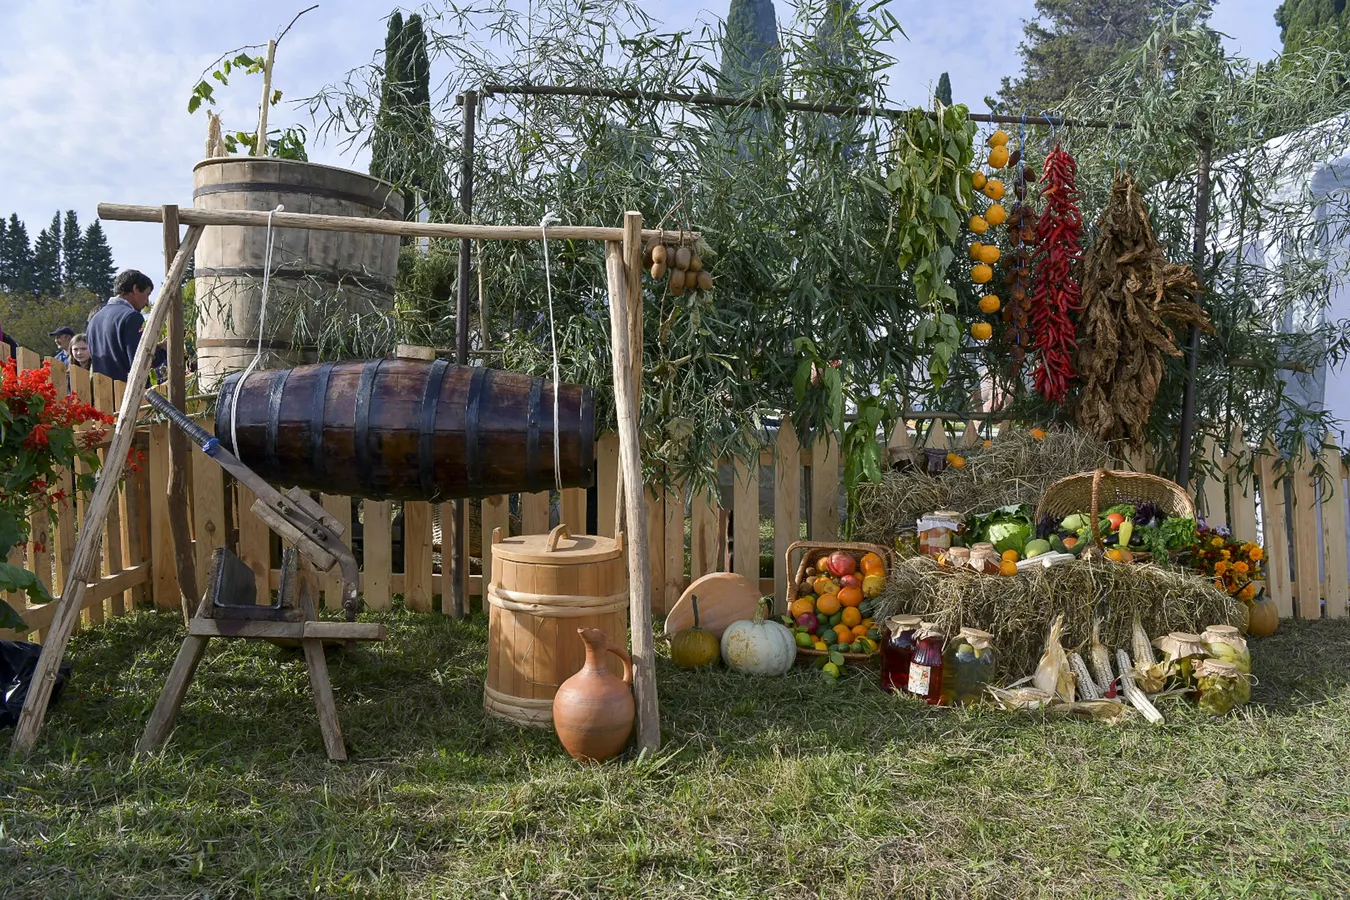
[1245,590,1279,637]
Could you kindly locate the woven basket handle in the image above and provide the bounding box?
[1089,468,1106,547]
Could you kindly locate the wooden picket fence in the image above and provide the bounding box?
[3,344,1346,642]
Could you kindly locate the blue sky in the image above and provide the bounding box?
[0,0,1284,282]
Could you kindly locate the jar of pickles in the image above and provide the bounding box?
[894,526,920,558]
[917,510,965,558]
[881,615,922,693]
[939,627,997,705]
[1194,659,1251,716]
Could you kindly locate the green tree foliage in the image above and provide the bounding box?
[61,210,82,288]
[32,214,62,298]
[936,71,953,106]
[1276,0,1350,51]
[0,289,99,353]
[1,214,35,295]
[370,11,448,219]
[719,0,783,154]
[75,221,115,298]
[994,0,1203,113]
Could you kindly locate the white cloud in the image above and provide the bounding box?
[0,0,1283,286]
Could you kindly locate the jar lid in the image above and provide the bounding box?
[958,627,995,650]
[915,621,945,640]
[491,524,623,565]
[887,615,922,629]
[1194,658,1240,679]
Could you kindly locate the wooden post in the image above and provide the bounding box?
[11,225,204,756]
[448,89,478,621]
[606,212,659,753]
[253,39,277,156]
[163,205,197,623]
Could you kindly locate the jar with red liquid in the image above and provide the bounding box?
[880,615,922,693]
[906,623,946,705]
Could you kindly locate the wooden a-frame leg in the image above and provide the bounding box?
[137,634,211,754]
[299,566,346,761]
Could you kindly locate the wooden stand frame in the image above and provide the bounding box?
[12,203,679,756]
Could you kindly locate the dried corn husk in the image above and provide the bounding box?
[987,686,1056,710]
[1090,619,1117,697]
[1202,625,1250,674]
[1132,615,1169,692]
[1033,614,1076,702]
[1049,699,1131,722]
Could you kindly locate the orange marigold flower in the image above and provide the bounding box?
[1215,560,1228,576]
[1248,546,1263,562]
[1211,537,1224,548]
[1233,561,1249,576]
[1239,583,1257,602]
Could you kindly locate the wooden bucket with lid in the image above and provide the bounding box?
[483,524,629,728]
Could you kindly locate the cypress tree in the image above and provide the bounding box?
[936,72,953,106]
[370,10,406,188]
[62,210,83,288]
[33,214,62,297]
[719,0,782,155]
[78,221,116,297]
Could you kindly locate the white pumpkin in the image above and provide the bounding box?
[720,600,797,676]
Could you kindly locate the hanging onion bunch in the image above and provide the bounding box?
[645,237,713,296]
[1075,170,1212,448]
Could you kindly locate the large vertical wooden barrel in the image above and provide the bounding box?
[192,158,403,391]
[215,359,596,501]
[484,525,629,728]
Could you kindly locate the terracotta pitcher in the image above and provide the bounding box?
[552,627,634,763]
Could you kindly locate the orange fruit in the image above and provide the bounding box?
[834,623,854,642]
[790,597,816,619]
[851,624,869,639]
[837,586,864,608]
[972,264,993,284]
[1001,549,1019,563]
[988,129,1010,148]
[969,241,985,260]
[972,171,988,190]
[947,453,967,469]
[983,179,1005,201]
[861,574,886,598]
[978,244,1001,265]
[841,607,862,627]
[1031,428,1047,440]
[969,215,989,234]
[979,295,1001,314]
[970,322,993,341]
[999,560,1018,576]
[859,552,885,575]
[988,146,1010,169]
[985,203,1007,226]
[814,576,839,596]
[816,592,842,616]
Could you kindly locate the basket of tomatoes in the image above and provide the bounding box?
[781,541,892,667]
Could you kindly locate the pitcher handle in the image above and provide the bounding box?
[606,642,634,686]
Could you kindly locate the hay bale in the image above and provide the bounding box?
[854,426,1115,545]
[874,556,1242,680]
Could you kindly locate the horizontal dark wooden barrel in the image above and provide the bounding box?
[215,360,596,502]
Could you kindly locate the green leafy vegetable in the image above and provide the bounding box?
[971,504,1034,555]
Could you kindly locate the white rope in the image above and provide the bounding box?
[229,204,284,456]
[539,210,564,494]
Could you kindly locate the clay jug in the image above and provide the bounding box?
[552,628,635,763]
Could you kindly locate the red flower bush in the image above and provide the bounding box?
[1,358,113,628]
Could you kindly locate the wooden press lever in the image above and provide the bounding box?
[138,390,384,761]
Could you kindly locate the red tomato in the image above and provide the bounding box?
[1106,513,1125,531]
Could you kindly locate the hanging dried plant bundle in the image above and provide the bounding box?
[1075,170,1213,448]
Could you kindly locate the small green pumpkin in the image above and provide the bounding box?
[670,596,721,669]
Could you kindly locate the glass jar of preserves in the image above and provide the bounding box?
[881,615,922,693]
[906,622,946,705]
[894,526,920,558]
[917,510,965,558]
[939,627,997,705]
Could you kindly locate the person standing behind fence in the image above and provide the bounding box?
[88,269,167,383]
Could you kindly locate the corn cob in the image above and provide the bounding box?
[1131,614,1168,692]
[1090,619,1117,698]
[1068,652,1100,700]
[1117,648,1164,724]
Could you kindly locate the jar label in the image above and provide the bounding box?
[908,662,933,696]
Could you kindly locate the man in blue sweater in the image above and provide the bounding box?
[87,269,156,383]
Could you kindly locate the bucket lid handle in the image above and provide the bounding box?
[546,523,569,552]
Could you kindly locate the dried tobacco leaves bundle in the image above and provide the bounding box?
[1075,170,1212,448]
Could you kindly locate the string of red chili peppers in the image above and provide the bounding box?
[1028,144,1083,403]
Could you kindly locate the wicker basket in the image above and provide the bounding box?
[784,540,893,667]
[1035,469,1195,552]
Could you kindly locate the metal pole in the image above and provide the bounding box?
[1177,137,1213,490]
[448,90,477,619]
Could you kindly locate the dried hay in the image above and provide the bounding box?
[874,555,1242,680]
[853,426,1114,545]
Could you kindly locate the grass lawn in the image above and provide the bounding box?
[3,609,1350,899]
